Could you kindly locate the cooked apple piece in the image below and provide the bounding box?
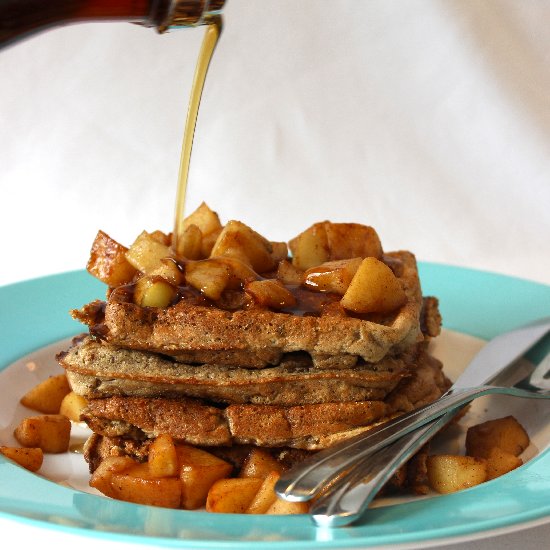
[20,374,71,414]
[325,222,383,260]
[90,456,137,497]
[14,414,71,453]
[126,231,174,275]
[485,447,523,480]
[206,478,263,513]
[176,223,203,260]
[211,220,276,273]
[289,222,330,271]
[270,241,289,263]
[246,471,280,514]
[290,221,383,270]
[239,448,284,479]
[87,230,138,287]
[266,497,310,515]
[245,280,297,310]
[176,444,233,510]
[59,391,88,422]
[303,258,362,295]
[213,256,259,289]
[276,259,303,286]
[110,462,182,508]
[148,434,179,478]
[180,202,222,240]
[201,227,222,257]
[149,230,171,246]
[466,416,530,458]
[185,259,231,301]
[133,276,177,308]
[0,446,43,472]
[427,455,487,494]
[149,258,183,287]
[340,257,407,313]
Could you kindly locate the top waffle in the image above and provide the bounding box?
[72,203,429,368]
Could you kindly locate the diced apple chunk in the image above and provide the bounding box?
[485,447,523,480]
[270,241,289,263]
[213,256,259,289]
[206,478,263,513]
[148,434,179,478]
[245,280,297,310]
[149,258,183,287]
[87,230,137,287]
[427,455,487,494]
[289,222,330,271]
[303,258,362,295]
[59,391,88,422]
[181,202,222,239]
[90,456,137,497]
[20,374,71,414]
[266,497,310,515]
[289,221,383,271]
[126,231,174,275]
[239,448,284,479]
[0,446,43,472]
[133,276,177,308]
[211,220,275,273]
[185,259,231,301]
[276,260,304,286]
[201,227,222,257]
[325,222,383,261]
[246,471,280,514]
[148,230,171,246]
[341,257,407,314]
[176,445,233,510]
[14,414,71,453]
[173,202,222,260]
[176,223,203,260]
[466,416,530,458]
[110,462,182,508]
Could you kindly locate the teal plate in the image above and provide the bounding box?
[1,264,550,548]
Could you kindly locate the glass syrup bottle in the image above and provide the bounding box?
[0,0,225,49]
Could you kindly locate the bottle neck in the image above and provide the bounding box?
[157,0,225,32]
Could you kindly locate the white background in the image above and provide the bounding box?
[1,0,549,548]
[1,0,549,288]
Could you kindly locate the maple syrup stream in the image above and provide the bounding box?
[173,16,222,256]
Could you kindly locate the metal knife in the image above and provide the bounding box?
[276,317,550,522]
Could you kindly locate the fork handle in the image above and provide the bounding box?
[278,385,543,503]
[310,411,455,527]
[277,386,490,502]
[309,384,550,526]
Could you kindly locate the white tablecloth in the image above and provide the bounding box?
[1,1,549,547]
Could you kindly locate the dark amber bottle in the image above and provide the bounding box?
[0,0,225,49]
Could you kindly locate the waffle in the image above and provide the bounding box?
[60,336,421,405]
[72,251,424,369]
[79,351,449,451]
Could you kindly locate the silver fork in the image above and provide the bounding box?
[310,351,550,526]
[275,317,550,526]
